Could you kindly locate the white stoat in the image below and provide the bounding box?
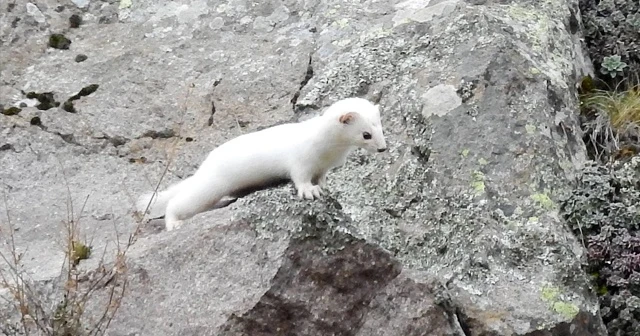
[136,97,387,231]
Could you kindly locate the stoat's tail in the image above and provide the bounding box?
[136,178,191,219]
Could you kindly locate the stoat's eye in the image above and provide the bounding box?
[363,132,372,140]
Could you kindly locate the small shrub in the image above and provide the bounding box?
[0,80,197,335]
[580,0,640,87]
[0,169,129,336]
[2,107,22,116]
[560,157,640,336]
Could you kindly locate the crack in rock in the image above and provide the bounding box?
[139,128,176,139]
[93,134,129,147]
[0,143,15,151]
[291,55,314,112]
[63,84,100,113]
[453,308,473,336]
[207,100,217,127]
[24,116,91,149]
[207,79,222,126]
[68,84,99,101]
[29,116,83,147]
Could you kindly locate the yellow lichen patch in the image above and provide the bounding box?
[333,18,350,28]
[530,192,555,210]
[471,170,485,194]
[361,25,391,41]
[525,124,537,134]
[504,4,550,53]
[552,302,580,320]
[119,0,132,9]
[492,3,571,89]
[461,149,470,157]
[541,286,560,302]
[540,285,580,320]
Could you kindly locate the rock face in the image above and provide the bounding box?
[0,0,607,335]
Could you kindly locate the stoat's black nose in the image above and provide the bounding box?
[377,148,387,153]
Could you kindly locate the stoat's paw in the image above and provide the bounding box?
[165,219,184,231]
[297,184,323,200]
[317,175,327,188]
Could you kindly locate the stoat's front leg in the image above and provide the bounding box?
[316,171,328,189]
[291,169,323,200]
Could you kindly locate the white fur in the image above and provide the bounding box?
[136,97,387,231]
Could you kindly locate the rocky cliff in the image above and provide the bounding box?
[0,0,607,335]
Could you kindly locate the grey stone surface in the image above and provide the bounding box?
[0,0,606,335]
[70,0,91,9]
[25,3,46,24]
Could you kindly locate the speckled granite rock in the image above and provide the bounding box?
[0,0,605,335]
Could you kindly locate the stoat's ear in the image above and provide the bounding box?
[339,112,357,125]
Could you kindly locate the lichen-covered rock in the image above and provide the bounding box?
[1,0,607,335]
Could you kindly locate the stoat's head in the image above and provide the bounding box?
[324,97,387,153]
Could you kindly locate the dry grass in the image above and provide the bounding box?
[0,81,198,335]
[582,87,640,131]
[580,82,640,162]
[0,168,131,336]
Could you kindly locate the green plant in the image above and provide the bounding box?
[600,56,628,78]
[560,158,640,336]
[628,13,640,29]
[580,0,640,87]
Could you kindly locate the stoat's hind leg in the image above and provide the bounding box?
[211,197,238,209]
[164,182,224,231]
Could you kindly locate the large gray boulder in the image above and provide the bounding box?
[0,0,607,335]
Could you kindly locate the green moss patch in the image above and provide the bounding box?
[69,14,82,28]
[26,91,60,110]
[62,100,76,113]
[1,106,22,116]
[69,84,99,101]
[71,240,91,266]
[49,34,71,50]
